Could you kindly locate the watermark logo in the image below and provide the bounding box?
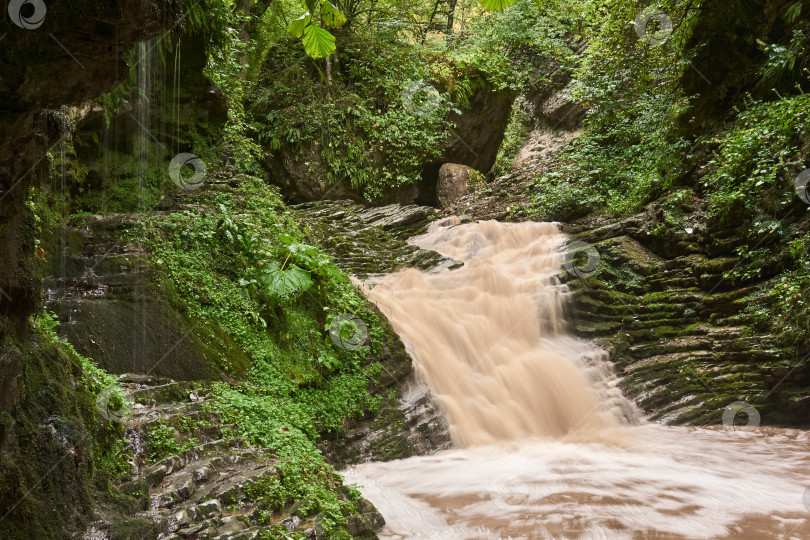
[401,80,441,117]
[8,0,46,30]
[562,241,600,278]
[634,8,673,46]
[329,313,368,351]
[722,401,760,433]
[96,386,134,423]
[169,153,207,190]
[492,475,531,510]
[795,169,810,205]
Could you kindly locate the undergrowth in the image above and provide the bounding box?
[133,176,388,535]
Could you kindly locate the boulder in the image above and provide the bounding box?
[417,84,515,206]
[436,164,479,208]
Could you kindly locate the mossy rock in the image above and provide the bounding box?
[109,516,163,540]
[57,298,249,380]
[0,324,138,539]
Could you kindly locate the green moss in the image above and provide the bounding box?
[108,516,160,540]
[0,315,135,539]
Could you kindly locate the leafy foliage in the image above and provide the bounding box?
[479,0,517,12]
[702,93,810,224]
[133,176,388,534]
[286,0,347,58]
[259,262,314,300]
[145,420,198,463]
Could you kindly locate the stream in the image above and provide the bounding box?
[344,218,810,540]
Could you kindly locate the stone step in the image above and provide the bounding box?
[193,464,279,506]
[145,454,227,488]
[151,471,196,508]
[130,401,211,424]
[627,336,714,357]
[128,381,205,406]
[647,276,700,289]
[683,325,751,340]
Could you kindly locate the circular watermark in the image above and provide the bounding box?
[401,80,441,117]
[634,8,673,46]
[329,314,368,351]
[794,169,810,205]
[491,475,531,510]
[96,386,134,423]
[722,401,760,433]
[8,0,46,30]
[169,153,207,190]
[562,241,600,278]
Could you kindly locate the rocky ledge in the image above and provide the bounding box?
[82,375,383,540]
[293,201,462,277]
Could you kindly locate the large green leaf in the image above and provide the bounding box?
[302,24,336,58]
[301,0,317,14]
[320,0,346,28]
[479,0,517,11]
[259,262,313,301]
[287,13,311,38]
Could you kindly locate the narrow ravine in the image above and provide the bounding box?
[345,218,810,539]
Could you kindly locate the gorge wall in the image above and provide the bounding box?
[0,3,192,538]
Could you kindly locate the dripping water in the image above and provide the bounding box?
[134,39,154,375]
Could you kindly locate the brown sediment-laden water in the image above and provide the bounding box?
[346,218,810,539]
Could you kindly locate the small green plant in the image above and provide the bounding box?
[145,420,197,463]
[703,93,810,221]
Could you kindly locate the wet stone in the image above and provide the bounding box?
[196,498,222,518]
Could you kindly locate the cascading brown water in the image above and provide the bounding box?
[347,218,810,539]
[362,217,638,445]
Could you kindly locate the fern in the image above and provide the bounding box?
[786,2,803,24]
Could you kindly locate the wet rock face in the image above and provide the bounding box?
[70,30,227,165]
[442,86,515,173]
[560,201,810,427]
[44,214,251,381]
[0,0,184,333]
[0,3,189,538]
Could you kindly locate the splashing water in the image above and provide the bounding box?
[347,218,810,539]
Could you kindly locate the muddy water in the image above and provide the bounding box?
[347,218,810,539]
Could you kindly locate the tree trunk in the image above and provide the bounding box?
[423,0,443,42]
[446,0,458,34]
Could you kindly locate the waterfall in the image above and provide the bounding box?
[347,218,810,540]
[135,39,153,203]
[363,217,640,446]
[134,39,154,375]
